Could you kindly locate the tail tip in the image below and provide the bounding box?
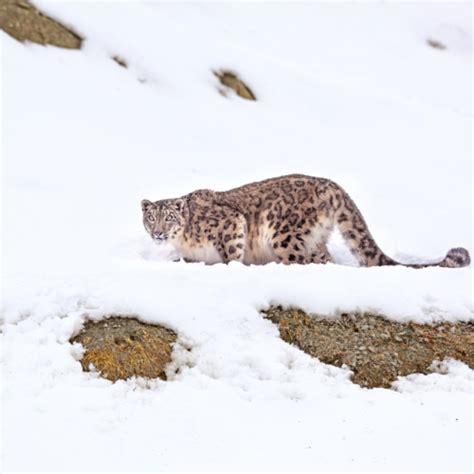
[443,247,471,268]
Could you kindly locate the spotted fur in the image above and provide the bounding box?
[141,174,470,268]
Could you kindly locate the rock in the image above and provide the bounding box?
[71,316,177,382]
[112,55,128,68]
[427,38,446,50]
[0,0,82,48]
[264,307,474,388]
[213,70,256,100]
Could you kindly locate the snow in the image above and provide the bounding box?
[1,1,473,471]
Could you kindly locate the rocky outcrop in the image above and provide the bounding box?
[264,307,473,388]
[0,0,82,48]
[71,310,473,388]
[214,70,256,100]
[71,316,177,382]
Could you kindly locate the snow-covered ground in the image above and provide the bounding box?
[1,1,473,471]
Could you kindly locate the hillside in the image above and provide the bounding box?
[1,1,472,471]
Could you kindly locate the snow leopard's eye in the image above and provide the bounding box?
[147,214,155,222]
[164,214,174,222]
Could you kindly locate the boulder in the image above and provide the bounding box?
[214,69,256,100]
[0,0,82,48]
[71,316,177,382]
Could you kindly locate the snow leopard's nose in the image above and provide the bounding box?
[152,232,166,241]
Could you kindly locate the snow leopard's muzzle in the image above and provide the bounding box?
[152,231,168,241]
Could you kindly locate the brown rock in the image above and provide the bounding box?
[264,307,474,388]
[112,55,128,68]
[0,0,82,48]
[214,70,256,100]
[71,316,177,382]
[427,38,446,50]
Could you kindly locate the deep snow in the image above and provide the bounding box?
[1,1,473,471]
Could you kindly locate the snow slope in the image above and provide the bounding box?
[1,1,473,471]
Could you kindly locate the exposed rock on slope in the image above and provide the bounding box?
[427,38,446,50]
[71,316,177,382]
[214,69,256,100]
[264,307,473,388]
[0,0,82,48]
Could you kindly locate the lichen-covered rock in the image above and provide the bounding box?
[71,316,177,382]
[264,307,474,388]
[0,0,82,48]
[214,70,256,100]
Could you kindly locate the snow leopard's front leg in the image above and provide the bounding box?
[215,211,247,263]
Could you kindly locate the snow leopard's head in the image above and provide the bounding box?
[141,198,186,241]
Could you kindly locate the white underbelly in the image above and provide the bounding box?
[175,241,223,265]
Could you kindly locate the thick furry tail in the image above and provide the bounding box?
[334,188,470,269]
[377,246,471,268]
[417,247,470,269]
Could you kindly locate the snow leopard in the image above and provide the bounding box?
[141,174,470,268]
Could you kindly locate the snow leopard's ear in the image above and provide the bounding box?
[173,199,185,213]
[141,199,154,212]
